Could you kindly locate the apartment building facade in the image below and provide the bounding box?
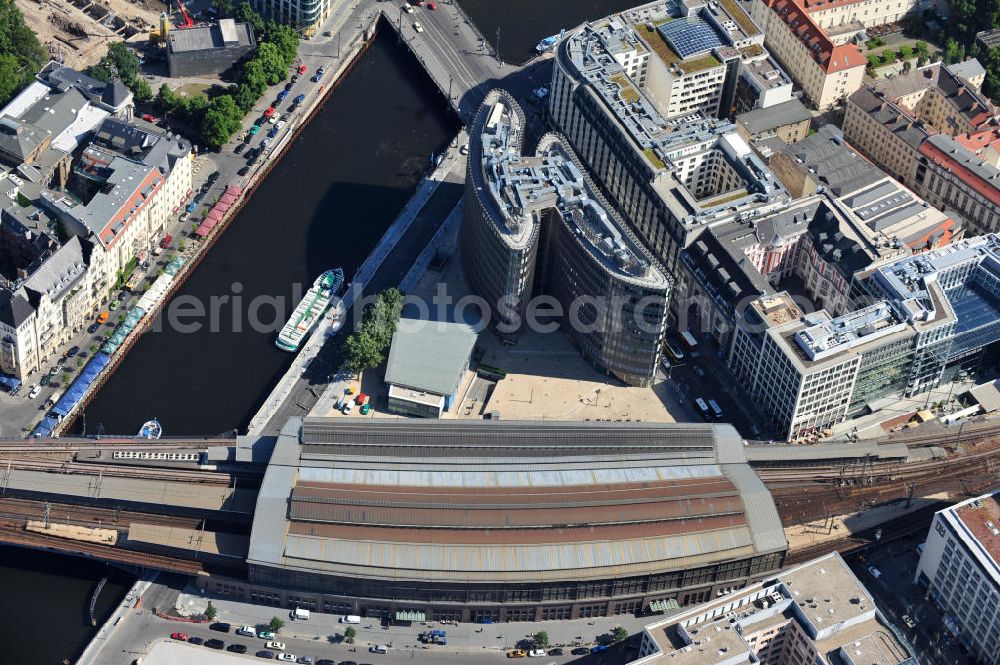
[917,490,1000,664]
[549,14,788,275]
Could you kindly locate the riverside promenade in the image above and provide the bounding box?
[248,131,468,434]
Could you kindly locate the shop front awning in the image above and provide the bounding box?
[395,610,426,622]
[649,599,679,613]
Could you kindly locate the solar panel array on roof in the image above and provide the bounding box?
[657,17,724,59]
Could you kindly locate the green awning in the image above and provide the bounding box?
[395,610,426,621]
[649,599,679,613]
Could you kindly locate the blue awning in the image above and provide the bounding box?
[30,415,58,438]
[51,352,111,417]
[0,374,21,391]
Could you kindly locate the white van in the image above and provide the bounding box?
[292,607,310,621]
[370,644,389,654]
[236,625,257,637]
[340,615,362,624]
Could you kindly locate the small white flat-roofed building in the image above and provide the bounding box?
[383,319,479,418]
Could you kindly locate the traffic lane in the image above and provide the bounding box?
[150,622,630,664]
[847,538,973,665]
[679,345,763,438]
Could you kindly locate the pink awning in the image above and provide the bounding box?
[195,221,213,237]
[220,193,237,205]
[214,201,232,213]
[225,185,242,196]
[206,209,223,222]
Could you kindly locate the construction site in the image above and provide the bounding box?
[15,0,166,69]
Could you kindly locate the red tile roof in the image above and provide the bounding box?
[920,139,1000,207]
[765,0,866,73]
[956,128,1000,155]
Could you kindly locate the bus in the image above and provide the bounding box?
[694,398,710,417]
[680,330,698,350]
[665,341,685,362]
[707,399,724,419]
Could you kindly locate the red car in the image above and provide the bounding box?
[427,1,437,7]
[297,64,307,75]
[170,632,189,641]
[264,106,275,118]
[141,114,159,123]
[159,234,173,249]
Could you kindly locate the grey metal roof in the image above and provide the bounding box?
[246,417,783,582]
[948,59,986,84]
[0,117,48,162]
[101,81,130,108]
[745,440,908,462]
[723,464,787,555]
[0,467,255,512]
[736,99,812,136]
[969,379,1000,413]
[22,236,87,306]
[0,289,34,327]
[781,125,884,196]
[168,21,255,53]
[383,320,478,396]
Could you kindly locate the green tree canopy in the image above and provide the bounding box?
[236,1,265,35]
[533,631,549,647]
[343,330,384,373]
[212,0,234,18]
[268,616,285,633]
[255,42,287,86]
[612,626,629,643]
[200,94,243,149]
[0,0,47,106]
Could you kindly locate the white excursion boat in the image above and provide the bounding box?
[276,268,344,352]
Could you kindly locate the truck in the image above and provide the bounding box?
[340,615,362,624]
[291,607,310,621]
[419,630,447,645]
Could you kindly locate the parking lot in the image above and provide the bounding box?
[846,533,974,665]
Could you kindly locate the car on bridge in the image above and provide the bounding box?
[413,21,424,33]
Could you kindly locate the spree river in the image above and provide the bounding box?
[82,31,458,436]
[457,0,650,64]
[0,547,133,665]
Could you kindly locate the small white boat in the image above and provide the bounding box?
[138,418,162,440]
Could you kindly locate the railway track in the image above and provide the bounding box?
[0,496,204,530]
[0,457,234,485]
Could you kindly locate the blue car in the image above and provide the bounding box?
[268,126,279,138]
[294,93,305,104]
[277,90,288,102]
[185,202,197,213]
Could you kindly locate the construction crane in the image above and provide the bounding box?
[176,0,195,29]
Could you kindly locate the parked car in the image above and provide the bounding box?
[507,651,526,659]
[256,650,275,659]
[204,639,225,650]
[427,1,437,8]
[459,143,469,155]
[296,657,313,664]
[277,655,297,662]
[258,630,276,640]
[160,234,173,249]
[265,641,286,651]
[235,142,246,154]
[170,632,189,641]
[412,21,423,32]
[238,166,250,176]
[547,649,564,656]
[403,3,413,11]
[261,137,272,147]
[276,120,286,129]
[210,622,232,633]
[867,565,882,579]
[591,644,608,654]
[294,94,305,104]
[528,650,546,657]
[315,660,335,665]
[228,644,248,654]
[297,64,307,74]
[268,126,279,139]
[87,322,101,334]
[902,614,917,628]
[141,113,159,123]
[237,625,257,637]
[66,346,80,358]
[187,637,204,645]
[284,82,294,91]
[264,106,276,118]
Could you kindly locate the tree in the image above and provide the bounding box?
[264,22,299,67]
[200,94,243,149]
[612,626,629,643]
[898,45,913,60]
[212,0,234,18]
[914,40,929,55]
[133,77,152,103]
[255,42,287,85]
[155,83,178,115]
[0,0,48,105]
[902,60,913,73]
[344,626,356,641]
[533,631,549,648]
[236,1,264,36]
[232,82,260,113]
[205,601,217,620]
[343,330,384,373]
[867,55,880,70]
[0,53,22,106]
[881,48,897,64]
[269,616,285,633]
[105,42,140,84]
